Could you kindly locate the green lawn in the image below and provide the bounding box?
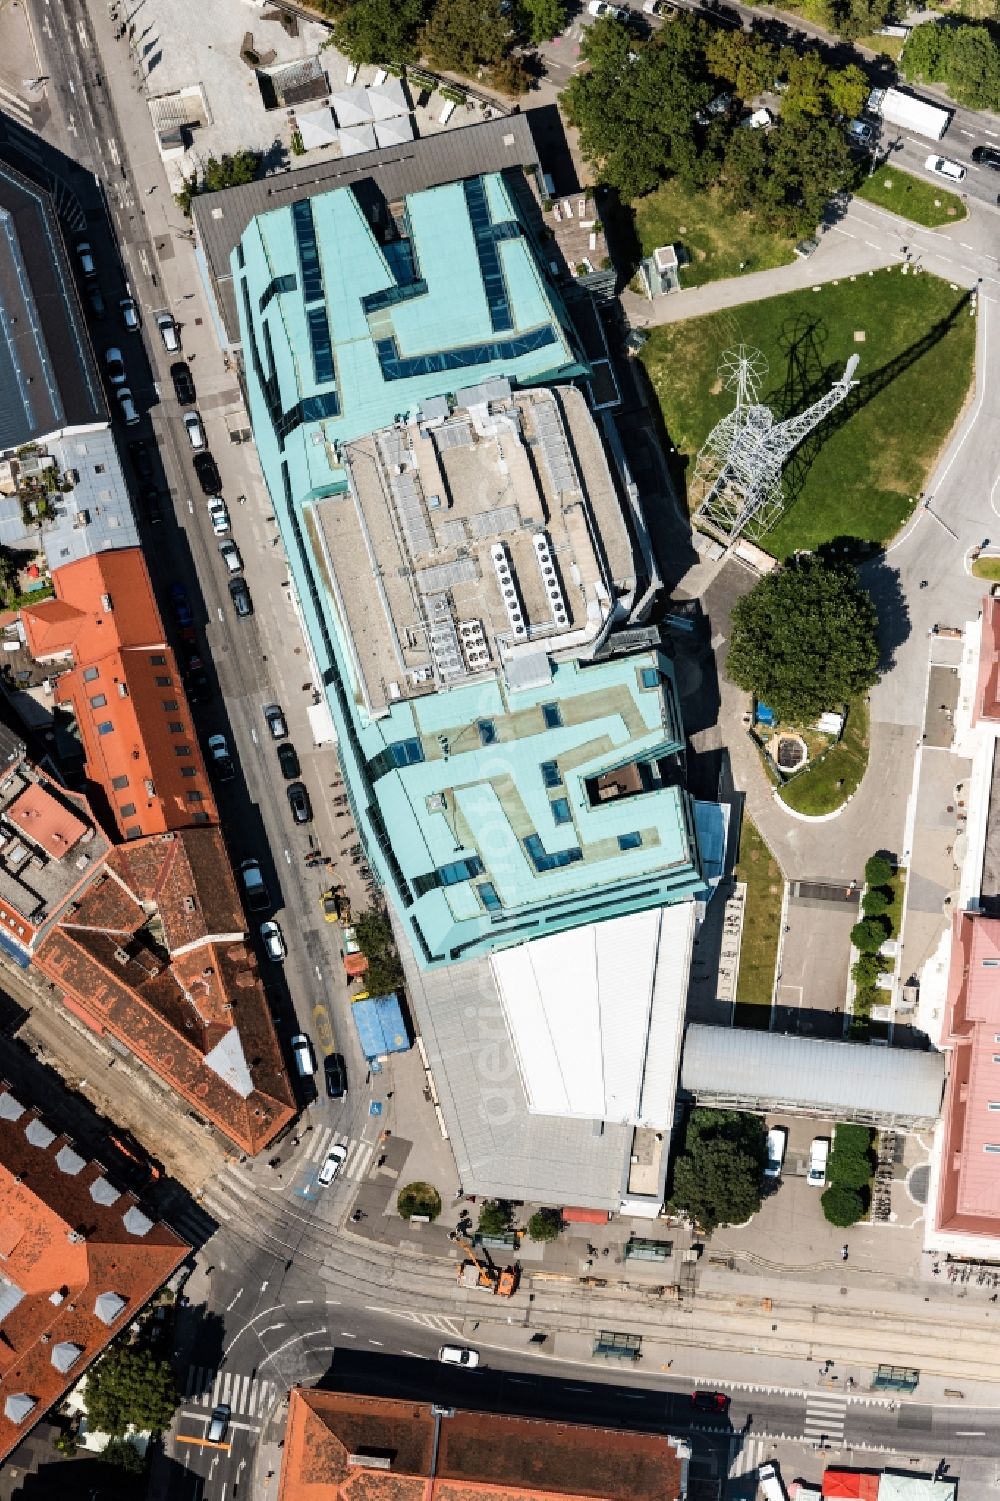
[856,167,966,228]
[778,698,870,816]
[639,270,976,556]
[972,556,1000,581]
[855,32,905,58]
[733,815,783,1008]
[633,179,796,291]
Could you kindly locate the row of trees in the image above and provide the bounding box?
[821,1123,876,1226]
[903,19,1000,113]
[563,17,863,233]
[318,0,568,92]
[779,0,894,43]
[726,555,881,725]
[850,853,899,1033]
[478,1198,563,1242]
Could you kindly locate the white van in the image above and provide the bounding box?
[183,410,206,451]
[758,1462,788,1501]
[219,539,242,574]
[807,1136,830,1187]
[290,1033,316,1077]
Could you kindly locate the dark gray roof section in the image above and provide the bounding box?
[680,1024,946,1125]
[0,723,23,775]
[0,160,105,445]
[193,113,540,343]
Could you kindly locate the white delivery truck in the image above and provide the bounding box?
[866,86,952,141]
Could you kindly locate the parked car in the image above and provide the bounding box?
[587,0,626,15]
[317,1142,348,1187]
[104,346,126,386]
[128,439,153,481]
[287,781,312,824]
[157,312,180,351]
[183,410,206,450]
[276,741,300,780]
[758,1463,788,1501]
[763,1126,787,1180]
[207,497,230,536]
[972,144,1000,170]
[690,1391,729,1413]
[193,452,221,496]
[120,296,140,332]
[229,575,253,618]
[925,154,966,182]
[324,1052,348,1099]
[207,1404,230,1443]
[116,387,140,425]
[168,582,193,628]
[219,539,243,574]
[240,857,269,912]
[76,240,97,278]
[846,118,875,146]
[86,285,106,318]
[807,1136,830,1187]
[187,664,212,704]
[290,1032,316,1077]
[207,733,235,782]
[438,1346,480,1367]
[170,361,196,405]
[140,486,162,525]
[264,703,287,740]
[260,919,286,963]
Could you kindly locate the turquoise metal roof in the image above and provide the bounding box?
[234,169,713,967]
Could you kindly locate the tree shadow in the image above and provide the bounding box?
[858,549,911,674]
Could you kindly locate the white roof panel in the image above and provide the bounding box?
[491,906,691,1127]
[339,123,379,157]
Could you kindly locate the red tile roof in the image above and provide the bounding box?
[824,1473,880,1501]
[34,829,296,1156]
[277,1391,685,1501]
[21,549,215,840]
[0,1082,187,1461]
[937,910,1000,1232]
[5,783,88,860]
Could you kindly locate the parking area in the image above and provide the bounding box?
[774,887,859,1038]
[705,1115,930,1283]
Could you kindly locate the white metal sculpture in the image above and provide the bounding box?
[692,345,860,543]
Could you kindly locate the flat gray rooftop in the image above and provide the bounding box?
[327,385,633,716]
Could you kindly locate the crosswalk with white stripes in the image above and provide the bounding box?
[301,1126,375,1182]
[183,1364,277,1423]
[728,1435,767,1480]
[804,1392,848,1445]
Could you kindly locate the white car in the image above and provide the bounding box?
[438,1345,481,1367]
[219,539,243,574]
[260,919,286,963]
[807,1136,829,1187]
[207,497,230,536]
[157,312,179,352]
[104,346,126,386]
[587,0,626,15]
[763,1126,787,1180]
[116,387,140,426]
[317,1142,348,1186]
[183,410,206,450]
[76,241,96,278]
[120,297,140,332]
[925,154,966,183]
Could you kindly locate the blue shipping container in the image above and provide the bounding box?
[352,992,410,1060]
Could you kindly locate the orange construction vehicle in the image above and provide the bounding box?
[455,1238,519,1297]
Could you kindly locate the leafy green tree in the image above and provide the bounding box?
[354,907,404,995]
[821,1184,864,1225]
[851,916,890,952]
[84,1347,178,1438]
[726,556,880,722]
[668,1108,766,1233]
[943,25,1000,110]
[488,50,535,95]
[852,952,884,987]
[526,1208,562,1242]
[421,0,517,75]
[103,1438,147,1474]
[477,1199,511,1236]
[828,1150,871,1190]
[563,18,712,200]
[397,1181,442,1219]
[720,124,771,214]
[781,51,829,118]
[769,115,853,232]
[518,0,567,44]
[176,150,260,217]
[862,887,891,917]
[826,61,869,119]
[835,0,892,41]
[704,29,777,98]
[327,0,426,66]
[865,854,893,886]
[902,20,949,83]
